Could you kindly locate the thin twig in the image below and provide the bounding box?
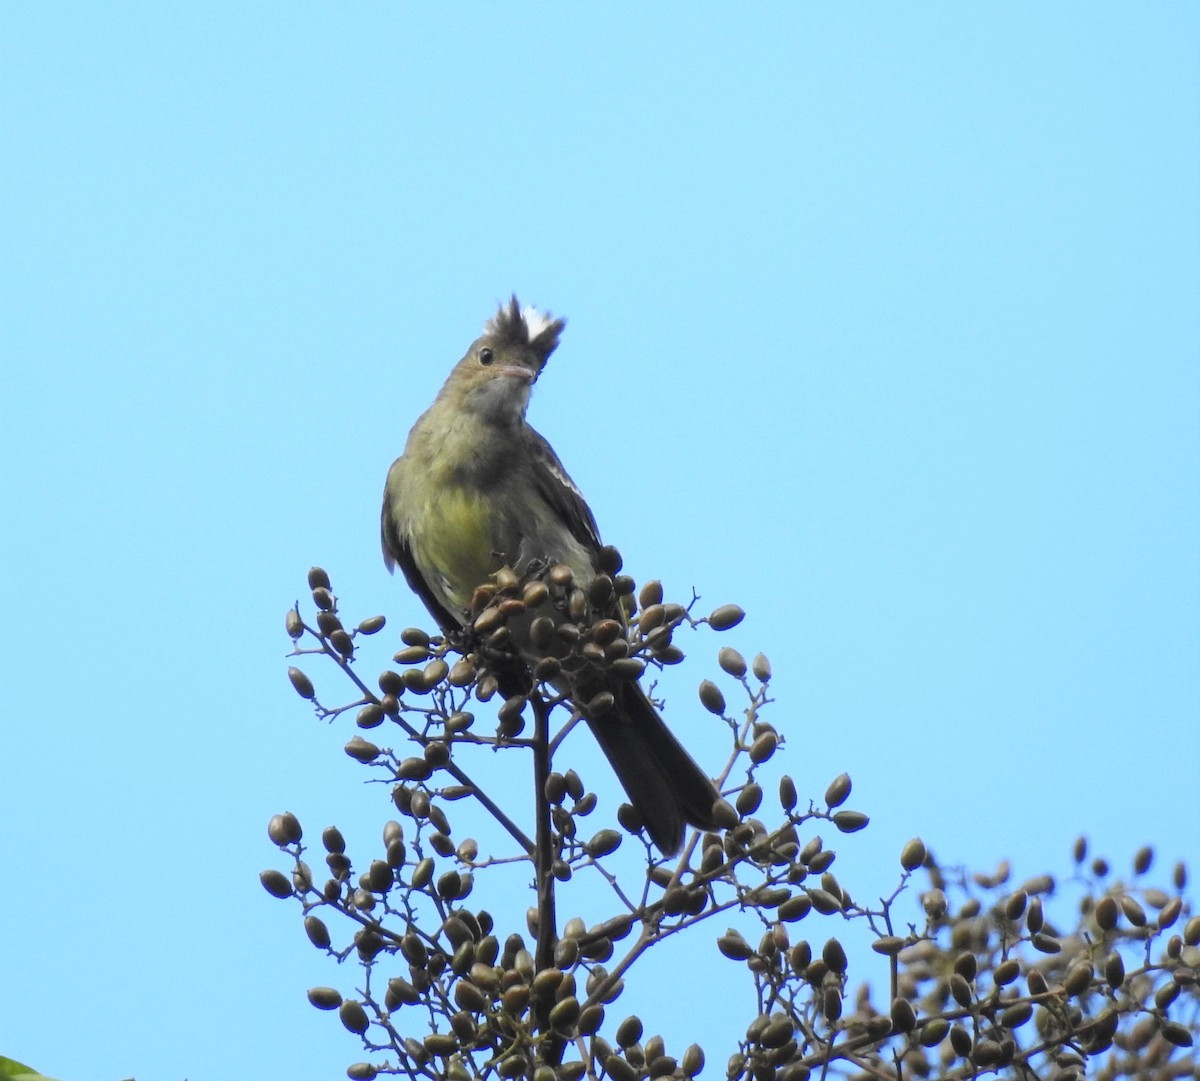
[532,690,558,1002]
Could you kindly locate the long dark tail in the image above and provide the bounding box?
[583,680,722,856]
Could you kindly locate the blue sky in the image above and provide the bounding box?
[2,5,1197,1080]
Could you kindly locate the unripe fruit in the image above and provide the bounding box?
[708,604,745,630]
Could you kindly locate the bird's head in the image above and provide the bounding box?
[443,297,567,425]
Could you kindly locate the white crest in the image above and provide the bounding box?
[484,302,556,340]
[519,306,556,340]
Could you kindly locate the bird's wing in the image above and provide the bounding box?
[526,427,603,555]
[381,469,464,632]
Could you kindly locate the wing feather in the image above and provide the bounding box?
[525,427,602,556]
[381,469,463,632]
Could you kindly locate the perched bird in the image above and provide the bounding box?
[381,297,722,855]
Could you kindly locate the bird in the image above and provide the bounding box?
[380,297,722,855]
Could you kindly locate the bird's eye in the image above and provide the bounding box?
[479,347,494,366]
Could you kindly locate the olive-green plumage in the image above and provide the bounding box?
[381,297,721,855]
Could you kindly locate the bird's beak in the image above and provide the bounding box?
[496,365,535,383]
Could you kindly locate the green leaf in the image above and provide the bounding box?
[0,1056,66,1081]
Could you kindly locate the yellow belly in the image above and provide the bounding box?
[412,484,502,612]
